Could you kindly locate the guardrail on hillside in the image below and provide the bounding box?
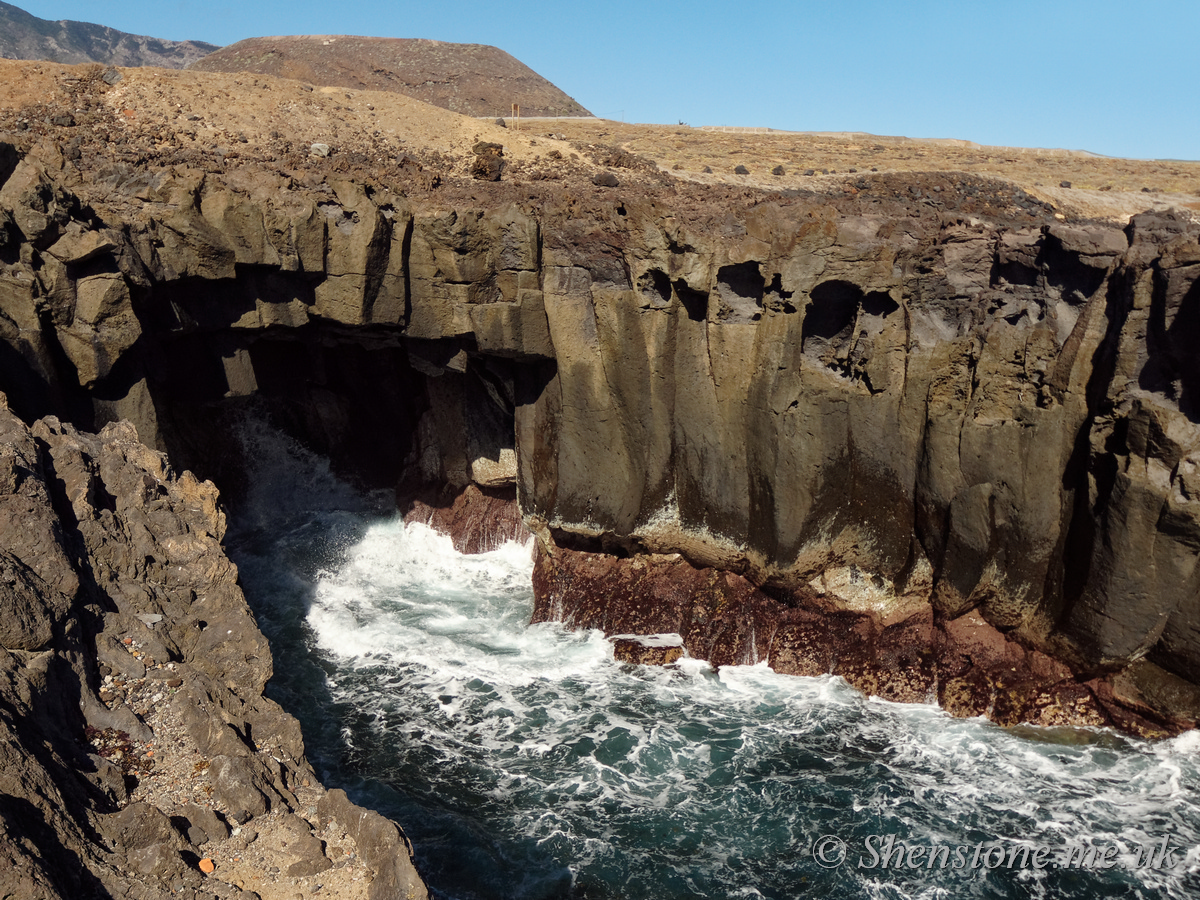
[697,126,783,134]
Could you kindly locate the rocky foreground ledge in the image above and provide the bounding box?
[0,395,426,900]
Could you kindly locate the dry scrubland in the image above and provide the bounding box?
[0,58,1195,224]
[517,117,1200,222]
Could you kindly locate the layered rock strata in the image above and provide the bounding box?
[1,124,1199,737]
[0,396,426,899]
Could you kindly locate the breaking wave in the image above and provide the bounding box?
[228,424,1200,899]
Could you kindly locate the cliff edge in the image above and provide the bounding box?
[0,59,1197,754]
[0,396,427,898]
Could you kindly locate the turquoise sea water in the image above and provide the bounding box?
[227,427,1200,900]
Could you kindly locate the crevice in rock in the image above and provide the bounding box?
[764,272,795,313]
[674,278,707,322]
[801,279,862,375]
[1139,267,1200,421]
[1040,231,1110,304]
[400,213,415,328]
[637,268,671,308]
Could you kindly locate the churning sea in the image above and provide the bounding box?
[226,422,1200,900]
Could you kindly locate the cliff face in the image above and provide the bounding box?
[0,397,427,898]
[2,129,1200,735]
[513,193,1200,735]
[519,204,1200,667]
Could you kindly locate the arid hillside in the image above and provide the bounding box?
[189,35,591,119]
[525,118,1200,224]
[0,58,1194,227]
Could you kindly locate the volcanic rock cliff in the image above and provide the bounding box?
[2,61,1200,754]
[0,400,427,898]
[3,119,1198,740]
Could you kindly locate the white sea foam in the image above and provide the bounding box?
[229,422,1200,900]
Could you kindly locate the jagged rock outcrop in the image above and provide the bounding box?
[1,132,1199,734]
[402,483,530,554]
[0,395,427,898]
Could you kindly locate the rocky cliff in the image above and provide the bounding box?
[1,63,1200,751]
[0,396,426,898]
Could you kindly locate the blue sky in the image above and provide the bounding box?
[15,0,1198,160]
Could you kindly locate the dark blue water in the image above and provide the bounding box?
[228,426,1200,900]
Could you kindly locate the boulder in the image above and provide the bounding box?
[206,755,283,822]
[471,142,504,181]
[173,803,230,846]
[101,802,188,879]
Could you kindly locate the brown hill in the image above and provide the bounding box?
[188,34,592,119]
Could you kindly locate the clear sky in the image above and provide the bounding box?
[14,0,1198,160]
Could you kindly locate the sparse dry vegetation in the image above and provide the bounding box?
[527,118,1200,222]
[0,58,1195,224]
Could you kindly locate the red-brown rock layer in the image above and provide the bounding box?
[531,536,1200,738]
[402,483,530,554]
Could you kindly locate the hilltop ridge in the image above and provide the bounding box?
[0,0,216,67]
[189,34,592,119]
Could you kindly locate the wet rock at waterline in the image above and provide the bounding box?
[239,500,1200,900]
[402,483,531,554]
[611,634,686,666]
[531,537,1199,736]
